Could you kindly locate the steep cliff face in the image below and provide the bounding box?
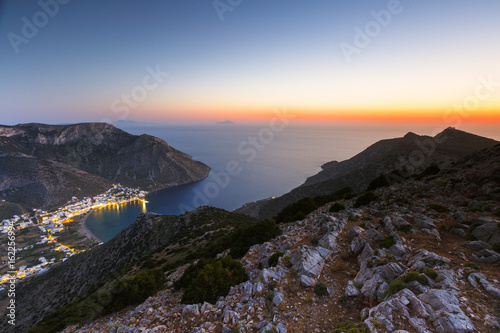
[0,123,211,209]
[239,128,498,219]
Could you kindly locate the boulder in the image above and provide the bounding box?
[365,229,385,242]
[471,249,500,264]
[290,245,332,277]
[418,289,475,332]
[300,274,316,287]
[464,240,491,251]
[471,222,500,245]
[468,272,500,297]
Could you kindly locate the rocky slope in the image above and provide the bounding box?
[52,144,500,333]
[5,208,258,332]
[238,127,498,219]
[0,123,210,209]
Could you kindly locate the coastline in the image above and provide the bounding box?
[79,209,103,243]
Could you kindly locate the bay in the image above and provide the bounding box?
[85,121,500,241]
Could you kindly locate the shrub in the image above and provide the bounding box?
[338,295,347,303]
[329,202,346,213]
[383,280,408,299]
[266,291,275,301]
[274,197,318,223]
[423,267,438,280]
[354,191,377,208]
[178,256,247,304]
[314,281,328,296]
[311,237,319,246]
[353,282,363,289]
[464,262,481,271]
[265,330,277,333]
[331,320,367,333]
[268,252,284,267]
[429,203,449,213]
[379,235,396,249]
[492,243,500,253]
[366,259,374,268]
[401,271,428,285]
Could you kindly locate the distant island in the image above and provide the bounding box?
[216,120,235,125]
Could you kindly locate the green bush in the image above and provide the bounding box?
[464,262,481,271]
[329,202,346,213]
[423,267,438,280]
[492,243,500,253]
[383,280,408,299]
[353,282,363,289]
[268,252,284,267]
[379,235,396,249]
[205,219,282,259]
[354,191,378,208]
[331,320,367,333]
[266,291,275,301]
[274,197,318,223]
[401,271,428,285]
[178,256,247,304]
[314,281,328,296]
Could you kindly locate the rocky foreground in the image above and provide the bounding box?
[62,146,500,333]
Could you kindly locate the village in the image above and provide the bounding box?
[0,185,148,290]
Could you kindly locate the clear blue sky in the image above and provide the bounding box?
[1,0,499,124]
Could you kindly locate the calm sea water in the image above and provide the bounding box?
[85,121,500,241]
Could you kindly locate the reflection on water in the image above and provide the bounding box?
[86,200,148,242]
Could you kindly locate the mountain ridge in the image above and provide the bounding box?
[237,127,498,219]
[0,123,211,210]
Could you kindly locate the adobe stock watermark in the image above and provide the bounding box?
[109,64,169,121]
[213,0,243,21]
[7,0,71,54]
[384,74,498,186]
[178,107,295,213]
[6,220,17,326]
[340,0,408,64]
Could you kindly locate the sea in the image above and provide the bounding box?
[85,121,500,242]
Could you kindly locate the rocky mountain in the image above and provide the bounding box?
[238,127,498,219]
[0,123,210,210]
[10,142,499,333]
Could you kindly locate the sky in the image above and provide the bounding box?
[1,0,499,126]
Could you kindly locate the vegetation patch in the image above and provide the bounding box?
[329,202,346,213]
[428,203,449,213]
[268,252,284,267]
[176,256,247,304]
[331,320,367,333]
[383,279,408,299]
[314,281,328,296]
[379,235,396,249]
[423,267,438,280]
[401,271,429,285]
[354,191,378,208]
[464,262,481,271]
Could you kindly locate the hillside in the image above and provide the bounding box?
[238,127,498,219]
[5,207,259,332]
[11,143,499,333]
[0,123,210,210]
